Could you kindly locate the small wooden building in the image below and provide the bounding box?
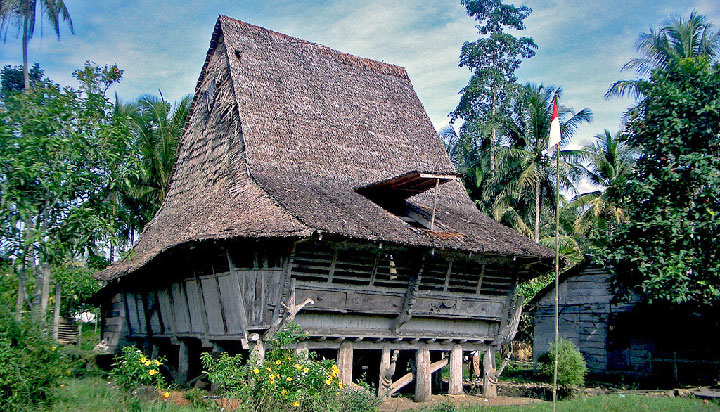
[94,16,553,400]
[531,259,720,384]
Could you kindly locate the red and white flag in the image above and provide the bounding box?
[548,98,561,152]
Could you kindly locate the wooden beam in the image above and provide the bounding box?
[475,264,485,295]
[392,257,424,334]
[225,250,249,336]
[327,249,338,283]
[337,341,353,385]
[429,357,449,374]
[387,372,414,397]
[415,346,432,402]
[177,340,190,385]
[430,178,440,231]
[449,345,463,395]
[443,260,453,292]
[378,345,393,397]
[482,347,497,398]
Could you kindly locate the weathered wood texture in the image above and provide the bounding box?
[533,264,643,375]
[101,292,130,352]
[449,345,463,395]
[415,346,432,402]
[337,341,353,385]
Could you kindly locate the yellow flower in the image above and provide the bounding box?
[337,381,343,389]
[292,400,300,407]
[325,379,332,385]
[51,346,57,351]
[294,364,302,370]
[140,357,147,363]
[253,368,260,374]
[276,360,282,365]
[266,367,273,372]
[59,384,65,388]
[149,369,158,376]
[153,360,162,366]
[163,392,170,399]
[303,367,309,374]
[286,377,293,381]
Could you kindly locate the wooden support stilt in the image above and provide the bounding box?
[177,340,189,385]
[379,345,392,397]
[482,347,497,398]
[295,342,309,358]
[251,340,265,364]
[337,341,353,385]
[470,351,481,380]
[415,346,431,402]
[449,344,463,395]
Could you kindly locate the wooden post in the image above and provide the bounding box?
[337,341,353,385]
[449,345,463,395]
[415,346,431,402]
[295,342,309,358]
[252,340,265,364]
[470,351,481,379]
[178,340,190,385]
[378,345,391,397]
[52,285,61,341]
[482,347,497,398]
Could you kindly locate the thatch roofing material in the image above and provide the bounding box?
[95,16,551,281]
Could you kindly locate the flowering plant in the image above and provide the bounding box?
[201,323,379,411]
[110,346,167,391]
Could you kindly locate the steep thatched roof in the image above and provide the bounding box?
[96,16,552,281]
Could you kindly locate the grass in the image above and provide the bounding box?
[51,377,208,412]
[456,395,719,412]
[55,378,719,412]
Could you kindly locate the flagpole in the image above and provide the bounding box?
[552,98,560,412]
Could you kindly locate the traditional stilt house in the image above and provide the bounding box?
[94,15,553,400]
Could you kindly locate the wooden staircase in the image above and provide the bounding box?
[57,318,79,345]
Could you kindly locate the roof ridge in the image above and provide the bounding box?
[218,15,409,79]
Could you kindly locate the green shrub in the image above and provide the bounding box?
[201,323,380,412]
[0,310,64,411]
[537,337,587,388]
[110,346,167,392]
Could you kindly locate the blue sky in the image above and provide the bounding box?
[1,0,719,154]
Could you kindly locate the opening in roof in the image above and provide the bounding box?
[356,171,460,231]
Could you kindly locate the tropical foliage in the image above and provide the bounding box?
[607,10,719,99]
[601,57,720,305]
[0,0,74,91]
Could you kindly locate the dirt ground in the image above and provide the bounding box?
[379,394,541,412]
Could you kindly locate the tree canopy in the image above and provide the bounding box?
[602,57,720,305]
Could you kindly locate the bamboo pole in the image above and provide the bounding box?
[552,132,560,412]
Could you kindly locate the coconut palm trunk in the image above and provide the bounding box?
[534,175,540,243]
[22,18,30,90]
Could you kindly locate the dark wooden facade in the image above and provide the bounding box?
[102,238,535,399]
[532,261,720,384]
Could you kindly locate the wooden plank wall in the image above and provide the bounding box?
[533,265,642,374]
[101,292,130,352]
[123,266,284,340]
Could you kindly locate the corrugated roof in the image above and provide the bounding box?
[95,15,552,281]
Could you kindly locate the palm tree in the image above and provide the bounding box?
[568,130,635,236]
[488,84,592,243]
[0,0,73,91]
[607,11,719,98]
[126,94,192,227]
